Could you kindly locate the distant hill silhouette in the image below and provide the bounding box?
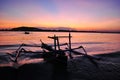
[11,26,42,31]
[10,26,74,32]
[0,26,120,33]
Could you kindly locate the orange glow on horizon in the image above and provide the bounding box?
[0,13,120,31]
[0,0,120,31]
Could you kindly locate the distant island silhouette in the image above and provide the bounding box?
[0,26,120,33]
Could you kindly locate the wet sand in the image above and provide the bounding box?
[0,51,120,80]
[68,51,120,80]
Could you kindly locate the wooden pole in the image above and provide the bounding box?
[69,32,73,59]
[57,37,60,50]
[69,32,71,50]
[54,35,56,51]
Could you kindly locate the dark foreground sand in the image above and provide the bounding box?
[0,51,120,80]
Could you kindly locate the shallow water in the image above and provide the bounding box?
[0,31,120,55]
[0,31,120,67]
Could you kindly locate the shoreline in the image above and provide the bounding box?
[0,51,120,80]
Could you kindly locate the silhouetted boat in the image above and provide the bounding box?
[7,33,100,65]
[24,31,30,34]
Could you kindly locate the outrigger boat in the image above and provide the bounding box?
[7,32,100,66]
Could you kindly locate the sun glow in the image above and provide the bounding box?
[0,0,120,31]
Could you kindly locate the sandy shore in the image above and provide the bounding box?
[68,51,120,80]
[0,51,120,80]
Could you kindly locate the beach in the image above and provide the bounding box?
[0,0,120,80]
[0,51,120,80]
[68,51,120,80]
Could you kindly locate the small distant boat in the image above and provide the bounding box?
[24,31,30,34]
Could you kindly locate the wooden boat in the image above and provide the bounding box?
[24,31,30,34]
[7,32,100,67]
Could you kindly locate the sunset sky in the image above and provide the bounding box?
[0,0,120,31]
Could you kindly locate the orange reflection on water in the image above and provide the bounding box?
[0,32,120,55]
[0,58,44,68]
[19,58,44,65]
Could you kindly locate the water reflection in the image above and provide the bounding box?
[0,32,120,67]
[0,55,44,67]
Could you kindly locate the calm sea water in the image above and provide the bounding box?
[0,31,120,55]
[0,31,120,66]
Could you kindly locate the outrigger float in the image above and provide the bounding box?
[7,32,100,66]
